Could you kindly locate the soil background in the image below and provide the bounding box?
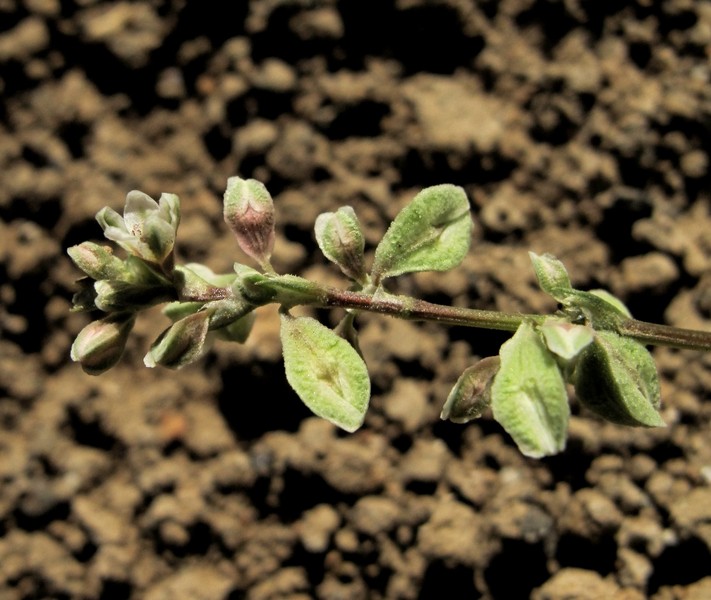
[2,1,711,598]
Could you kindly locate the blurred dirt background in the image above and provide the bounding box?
[2,0,711,598]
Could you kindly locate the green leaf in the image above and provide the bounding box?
[371,184,472,282]
[491,321,569,458]
[280,312,370,432]
[573,331,664,427]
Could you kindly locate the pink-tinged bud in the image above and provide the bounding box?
[144,311,210,369]
[70,313,135,375]
[223,177,276,269]
[67,242,125,280]
[314,206,367,284]
[441,356,500,423]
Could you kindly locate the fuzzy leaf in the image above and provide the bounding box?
[280,313,370,432]
[573,331,664,427]
[491,322,569,458]
[371,184,471,282]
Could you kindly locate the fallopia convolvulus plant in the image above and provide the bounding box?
[68,178,711,457]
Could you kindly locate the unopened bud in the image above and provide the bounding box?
[144,311,210,369]
[94,279,173,312]
[441,356,500,423]
[529,252,572,301]
[223,177,275,268]
[67,242,125,280]
[315,206,367,283]
[70,313,135,375]
[573,331,664,427]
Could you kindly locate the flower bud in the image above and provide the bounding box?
[573,331,664,427]
[315,206,367,283]
[144,311,210,369]
[223,177,276,268]
[441,356,499,423]
[70,313,135,375]
[67,242,125,280]
[94,280,174,312]
[529,252,572,301]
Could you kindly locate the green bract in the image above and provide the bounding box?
[530,252,631,331]
[371,184,472,283]
[67,242,126,281]
[491,322,569,458]
[280,313,370,432]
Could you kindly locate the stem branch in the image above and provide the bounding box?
[617,319,711,351]
[318,287,711,352]
[318,287,543,331]
[182,279,711,352]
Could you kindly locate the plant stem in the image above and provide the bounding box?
[318,287,544,331]
[183,279,711,352]
[316,287,711,352]
[617,319,711,351]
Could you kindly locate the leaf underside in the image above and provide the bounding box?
[491,322,569,458]
[280,313,371,432]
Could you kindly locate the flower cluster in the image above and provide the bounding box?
[68,191,181,373]
[68,182,273,375]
